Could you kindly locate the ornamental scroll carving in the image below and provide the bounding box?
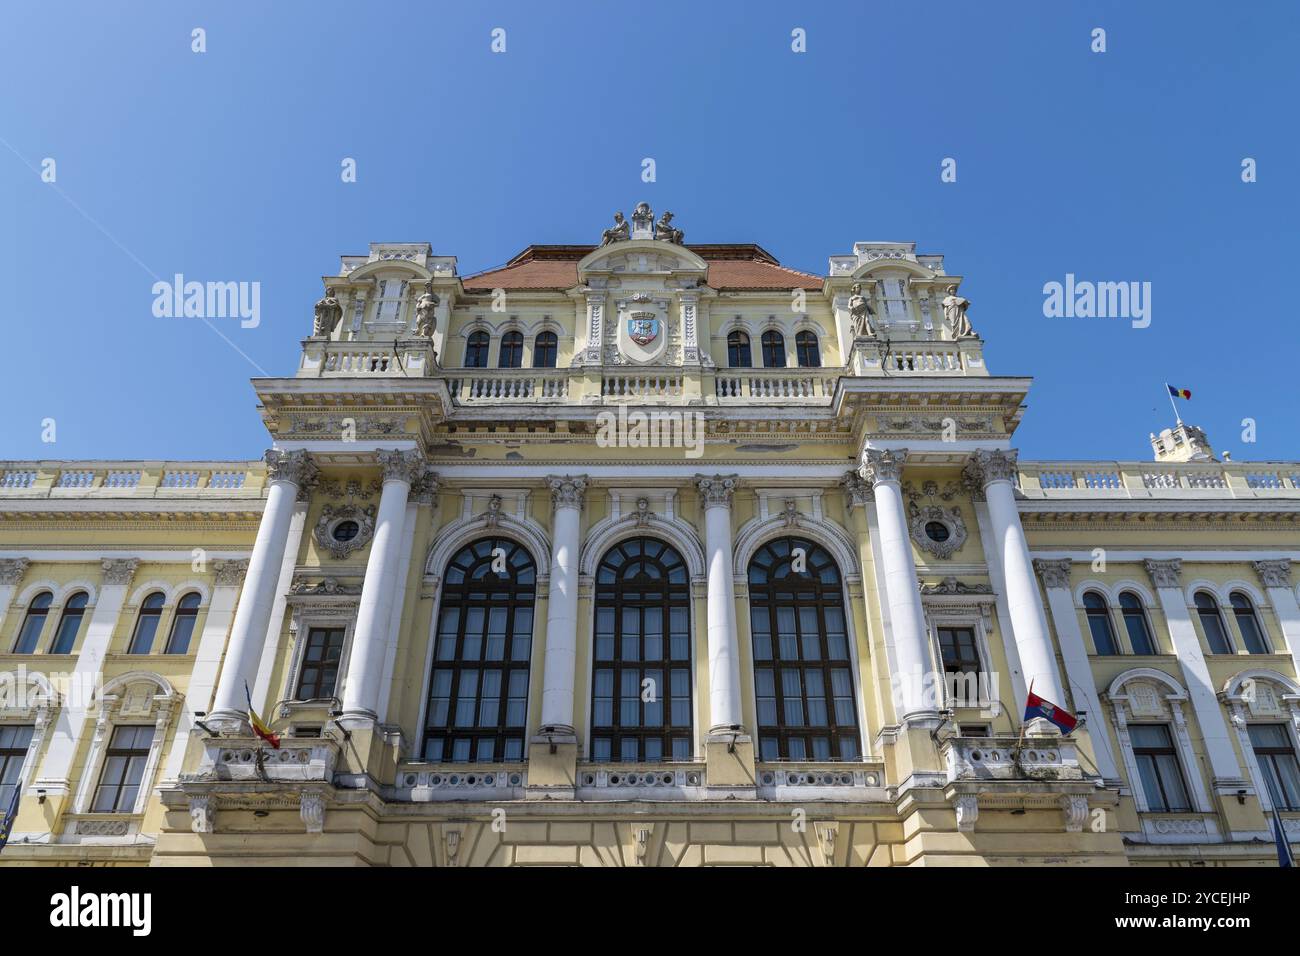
[695,474,738,508]
[861,448,906,486]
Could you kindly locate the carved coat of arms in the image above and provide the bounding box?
[627,311,659,346]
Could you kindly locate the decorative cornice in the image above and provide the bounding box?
[377,449,426,486]
[967,449,1018,487]
[861,448,906,486]
[101,558,140,587]
[264,448,319,488]
[1033,558,1073,591]
[919,577,993,596]
[840,471,873,508]
[548,475,588,510]
[1144,558,1183,590]
[0,558,30,587]
[1252,559,1292,590]
[212,559,249,588]
[290,576,362,596]
[694,474,738,508]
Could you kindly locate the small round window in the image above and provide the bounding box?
[332,520,360,542]
[924,521,951,543]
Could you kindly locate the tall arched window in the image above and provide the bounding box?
[592,538,692,762]
[760,330,786,368]
[748,537,860,761]
[424,538,536,763]
[795,330,821,368]
[1083,591,1118,655]
[13,592,52,654]
[464,330,490,368]
[533,331,558,368]
[1230,592,1270,654]
[498,330,524,368]
[164,592,201,654]
[127,592,166,655]
[1194,591,1232,654]
[727,330,752,368]
[50,591,89,654]
[1118,591,1156,655]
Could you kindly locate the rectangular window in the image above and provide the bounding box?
[1130,724,1192,812]
[0,725,35,810]
[294,627,345,700]
[91,725,154,813]
[1249,723,1300,810]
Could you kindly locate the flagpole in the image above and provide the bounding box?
[1164,383,1182,425]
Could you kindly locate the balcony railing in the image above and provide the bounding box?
[715,368,838,402]
[0,462,264,498]
[1019,461,1300,500]
[450,368,570,402]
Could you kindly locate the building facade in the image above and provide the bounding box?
[2,208,1299,866]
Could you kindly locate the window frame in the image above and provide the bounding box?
[1247,722,1300,811]
[497,330,524,369]
[48,591,90,655]
[760,330,786,369]
[1129,723,1193,813]
[162,591,202,655]
[726,330,752,368]
[293,626,347,701]
[0,724,37,813]
[126,591,166,655]
[464,330,490,368]
[12,591,52,654]
[1118,591,1157,655]
[794,330,821,368]
[1082,590,1119,655]
[1194,591,1233,654]
[532,331,558,369]
[1229,591,1271,654]
[89,724,156,814]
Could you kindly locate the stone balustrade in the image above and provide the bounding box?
[0,461,264,497]
[1018,461,1300,499]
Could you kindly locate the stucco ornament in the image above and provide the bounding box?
[413,281,439,338]
[908,502,968,559]
[313,503,376,560]
[848,282,876,338]
[313,287,343,337]
[942,286,976,338]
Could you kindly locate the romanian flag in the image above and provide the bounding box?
[1167,385,1192,400]
[245,682,280,749]
[1024,690,1078,735]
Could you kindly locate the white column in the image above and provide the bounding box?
[210,450,317,728]
[251,501,309,707]
[863,448,938,722]
[539,475,586,734]
[1145,558,1245,786]
[33,558,138,796]
[378,491,431,722]
[697,474,743,734]
[340,450,423,725]
[972,450,1068,710]
[160,560,246,783]
[1033,559,1121,781]
[0,558,31,639]
[1253,560,1300,674]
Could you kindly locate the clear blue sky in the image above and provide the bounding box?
[2,1,1296,463]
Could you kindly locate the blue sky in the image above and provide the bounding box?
[2,0,1296,463]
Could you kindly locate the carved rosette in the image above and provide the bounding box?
[967,449,1019,487]
[377,449,426,486]
[212,559,249,588]
[313,503,377,560]
[694,474,738,509]
[1144,558,1183,590]
[861,448,907,486]
[101,558,140,587]
[1252,559,1293,590]
[548,475,588,510]
[909,505,967,560]
[840,471,874,509]
[0,558,30,587]
[1034,558,1074,591]
[264,449,319,489]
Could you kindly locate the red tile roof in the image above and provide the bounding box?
[460,244,822,293]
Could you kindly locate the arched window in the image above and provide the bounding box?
[592,538,692,762]
[13,592,52,654]
[424,538,536,763]
[1118,592,1156,655]
[533,331,558,369]
[50,591,89,654]
[760,330,786,368]
[795,330,821,368]
[127,592,166,655]
[498,330,524,368]
[1194,591,1232,654]
[1229,592,1270,654]
[464,330,490,368]
[164,592,201,654]
[1083,591,1118,655]
[748,537,860,761]
[727,330,752,368]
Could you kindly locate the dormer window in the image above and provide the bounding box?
[879,277,910,323]
[371,278,407,327]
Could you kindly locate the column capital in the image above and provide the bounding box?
[1144,558,1183,590]
[212,559,250,588]
[264,448,319,488]
[0,558,30,586]
[548,474,588,509]
[100,558,140,587]
[376,448,426,485]
[861,448,906,486]
[1033,558,1073,591]
[1252,559,1293,590]
[964,449,1019,487]
[840,471,873,508]
[695,474,738,508]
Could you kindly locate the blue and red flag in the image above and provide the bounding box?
[1024,690,1078,734]
[1167,384,1192,400]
